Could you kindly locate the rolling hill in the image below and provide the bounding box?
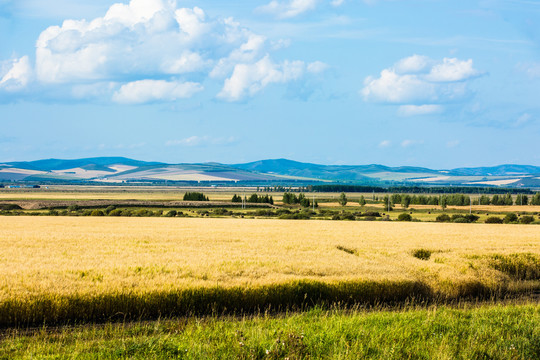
[0,157,539,187]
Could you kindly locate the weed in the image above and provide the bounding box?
[413,249,432,261]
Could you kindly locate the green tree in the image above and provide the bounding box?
[401,195,411,209]
[479,195,491,205]
[358,195,366,207]
[515,194,528,206]
[440,196,447,210]
[383,195,393,212]
[338,192,348,206]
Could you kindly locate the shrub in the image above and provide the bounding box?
[503,213,518,224]
[452,217,470,223]
[90,210,105,217]
[520,215,535,224]
[67,205,80,212]
[108,209,123,217]
[0,204,23,210]
[332,213,355,221]
[485,217,503,224]
[397,213,412,222]
[135,209,154,217]
[213,208,231,216]
[436,214,451,222]
[357,211,381,218]
[165,210,177,217]
[255,210,276,217]
[340,213,356,221]
[105,205,116,214]
[279,213,311,220]
[412,249,431,261]
[464,214,480,223]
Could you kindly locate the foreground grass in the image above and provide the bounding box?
[1,304,538,359]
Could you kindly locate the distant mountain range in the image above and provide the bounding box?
[1,157,539,188]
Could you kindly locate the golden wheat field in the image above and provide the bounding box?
[0,216,538,301]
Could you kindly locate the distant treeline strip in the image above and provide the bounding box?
[0,279,526,329]
[311,185,533,195]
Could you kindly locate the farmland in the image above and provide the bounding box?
[0,187,539,358]
[0,216,538,327]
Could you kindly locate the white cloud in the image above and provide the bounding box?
[401,139,423,148]
[112,80,203,104]
[362,55,481,113]
[398,104,443,117]
[518,62,540,78]
[394,54,432,74]
[257,0,319,19]
[307,61,329,73]
[378,140,391,148]
[218,56,325,101]
[166,136,237,147]
[425,58,480,82]
[446,140,460,148]
[2,0,320,103]
[34,1,214,84]
[363,69,436,103]
[0,56,32,92]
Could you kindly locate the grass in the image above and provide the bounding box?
[0,217,538,327]
[412,249,432,261]
[489,253,540,280]
[1,303,538,359]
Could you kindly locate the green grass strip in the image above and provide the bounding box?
[1,304,539,359]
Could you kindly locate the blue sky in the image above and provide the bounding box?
[0,0,539,168]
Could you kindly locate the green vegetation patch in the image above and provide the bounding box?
[412,249,432,261]
[1,304,539,359]
[336,245,359,256]
[489,253,540,280]
[0,280,435,328]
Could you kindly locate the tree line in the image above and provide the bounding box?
[282,192,318,208]
[311,185,533,195]
[232,194,274,204]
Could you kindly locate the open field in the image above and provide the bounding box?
[0,217,538,327]
[1,304,538,359]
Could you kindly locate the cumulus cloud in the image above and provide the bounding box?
[0,56,32,92]
[397,104,443,117]
[378,140,391,148]
[218,55,325,101]
[257,0,319,19]
[112,80,203,104]
[166,136,237,147]
[362,55,482,115]
[401,139,424,148]
[518,62,540,78]
[1,0,323,103]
